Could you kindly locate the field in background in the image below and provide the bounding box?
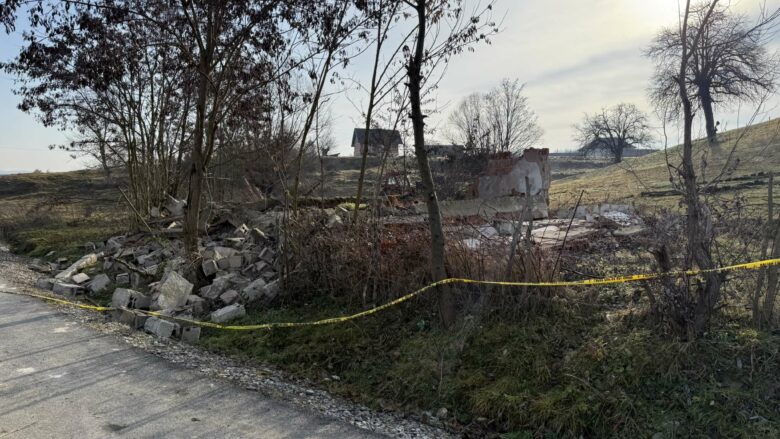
[551,118,780,213]
[0,169,125,258]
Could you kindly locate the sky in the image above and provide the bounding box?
[1,0,779,173]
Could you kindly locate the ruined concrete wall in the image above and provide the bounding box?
[474,148,550,217]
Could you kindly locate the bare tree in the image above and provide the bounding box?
[447,92,488,152]
[353,0,411,222]
[2,2,194,217]
[574,103,652,163]
[484,79,543,153]
[289,0,366,213]
[673,0,720,336]
[647,1,780,143]
[405,0,497,327]
[448,79,542,154]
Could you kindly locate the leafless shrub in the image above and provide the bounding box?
[281,211,558,321]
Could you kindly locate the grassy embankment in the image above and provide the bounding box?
[551,118,780,213]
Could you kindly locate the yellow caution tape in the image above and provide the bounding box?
[3,257,779,331]
[0,289,112,311]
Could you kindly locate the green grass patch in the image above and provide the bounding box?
[201,297,779,437]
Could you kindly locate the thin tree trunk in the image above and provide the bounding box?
[353,21,384,223]
[184,55,210,256]
[291,49,335,214]
[408,0,454,327]
[678,0,721,336]
[754,175,773,325]
[700,87,717,143]
[760,175,780,327]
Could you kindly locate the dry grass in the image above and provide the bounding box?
[551,118,780,213]
[0,169,126,257]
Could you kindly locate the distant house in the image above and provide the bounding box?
[425,144,464,157]
[351,128,402,157]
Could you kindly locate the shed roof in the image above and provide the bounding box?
[351,128,402,146]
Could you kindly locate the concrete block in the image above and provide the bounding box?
[227,255,243,269]
[249,228,267,243]
[495,220,517,236]
[112,288,152,309]
[131,272,142,288]
[186,295,206,316]
[219,289,240,305]
[180,326,201,344]
[241,278,267,302]
[217,257,231,270]
[258,247,275,263]
[157,271,193,310]
[199,284,220,300]
[201,247,220,260]
[255,261,273,274]
[164,195,186,216]
[71,273,90,284]
[211,304,246,323]
[264,280,280,301]
[201,273,236,300]
[28,261,52,273]
[113,308,148,329]
[202,259,219,276]
[52,282,82,298]
[116,272,130,286]
[224,237,245,248]
[35,278,56,291]
[214,246,239,258]
[137,252,160,267]
[87,274,111,295]
[478,225,499,239]
[144,316,179,339]
[56,253,100,280]
[142,264,159,276]
[105,236,124,253]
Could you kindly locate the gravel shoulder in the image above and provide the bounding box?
[0,246,453,439]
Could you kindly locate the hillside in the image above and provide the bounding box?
[551,118,780,212]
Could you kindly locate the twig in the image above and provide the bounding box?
[552,190,585,280]
[112,257,149,276]
[118,187,154,234]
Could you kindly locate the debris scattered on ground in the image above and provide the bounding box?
[30,199,645,346]
[30,206,285,344]
[1,244,453,439]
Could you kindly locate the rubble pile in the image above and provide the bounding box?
[31,203,284,344]
[459,203,646,250]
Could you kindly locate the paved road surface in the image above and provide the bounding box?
[0,280,381,439]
